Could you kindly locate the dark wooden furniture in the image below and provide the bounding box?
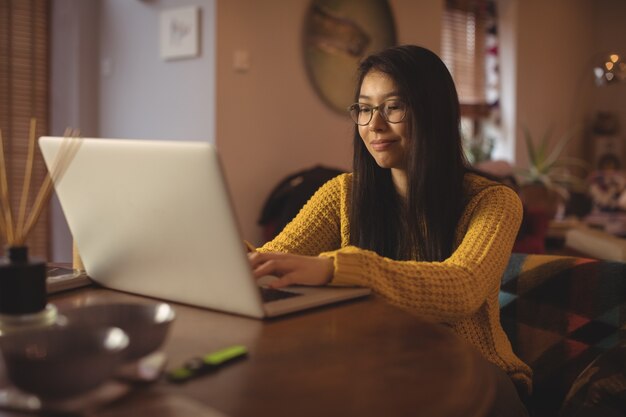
[2,287,498,417]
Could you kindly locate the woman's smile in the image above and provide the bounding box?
[370,138,399,151]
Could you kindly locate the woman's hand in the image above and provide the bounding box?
[248,252,334,289]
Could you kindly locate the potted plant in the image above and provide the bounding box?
[516,125,589,219]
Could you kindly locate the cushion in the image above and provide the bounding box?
[500,253,626,416]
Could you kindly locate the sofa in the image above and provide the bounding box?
[500,253,626,416]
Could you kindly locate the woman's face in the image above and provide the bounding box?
[357,70,410,172]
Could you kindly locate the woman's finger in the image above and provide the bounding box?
[248,251,290,269]
[251,257,293,279]
[248,252,271,270]
[248,252,334,287]
[268,274,295,289]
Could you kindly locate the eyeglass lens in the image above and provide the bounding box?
[348,101,406,125]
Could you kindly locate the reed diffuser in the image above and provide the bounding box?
[0,120,80,334]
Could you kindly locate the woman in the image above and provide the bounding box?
[249,45,531,414]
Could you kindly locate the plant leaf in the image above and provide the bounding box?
[536,125,554,166]
[542,127,578,171]
[522,125,538,167]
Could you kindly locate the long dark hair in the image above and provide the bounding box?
[349,45,468,261]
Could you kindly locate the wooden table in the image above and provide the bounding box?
[2,287,497,417]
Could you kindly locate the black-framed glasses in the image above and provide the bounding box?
[347,100,408,126]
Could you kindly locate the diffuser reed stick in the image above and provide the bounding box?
[16,118,38,240]
[0,121,80,325]
[0,121,81,248]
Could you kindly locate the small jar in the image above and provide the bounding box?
[0,246,58,335]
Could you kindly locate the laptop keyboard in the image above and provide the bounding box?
[260,287,302,303]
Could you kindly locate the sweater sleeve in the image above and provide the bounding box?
[258,174,345,256]
[320,185,522,322]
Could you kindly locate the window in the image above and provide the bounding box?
[0,0,50,258]
[442,0,500,163]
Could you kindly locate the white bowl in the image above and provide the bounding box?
[0,325,128,399]
[62,302,175,361]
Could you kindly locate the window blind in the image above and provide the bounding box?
[441,0,490,117]
[0,0,50,259]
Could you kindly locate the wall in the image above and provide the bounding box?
[50,0,625,259]
[50,0,100,261]
[514,0,595,168]
[50,0,217,261]
[493,0,517,161]
[217,0,443,246]
[512,0,626,171]
[48,0,442,260]
[99,0,216,140]
[217,0,626,246]
[591,0,626,159]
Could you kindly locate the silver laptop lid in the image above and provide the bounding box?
[39,137,266,318]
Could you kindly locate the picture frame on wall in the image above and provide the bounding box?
[303,0,396,113]
[160,6,200,61]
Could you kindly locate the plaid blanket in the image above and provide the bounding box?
[500,253,626,416]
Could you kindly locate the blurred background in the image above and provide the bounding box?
[1,0,624,261]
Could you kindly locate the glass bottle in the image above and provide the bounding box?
[0,246,58,335]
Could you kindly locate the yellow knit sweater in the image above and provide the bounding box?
[260,172,532,394]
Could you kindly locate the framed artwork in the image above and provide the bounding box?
[303,0,396,113]
[160,6,200,61]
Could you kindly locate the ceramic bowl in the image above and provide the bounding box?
[0,325,128,399]
[62,302,175,361]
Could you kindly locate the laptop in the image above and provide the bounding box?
[39,137,370,318]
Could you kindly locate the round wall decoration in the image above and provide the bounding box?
[303,0,397,114]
